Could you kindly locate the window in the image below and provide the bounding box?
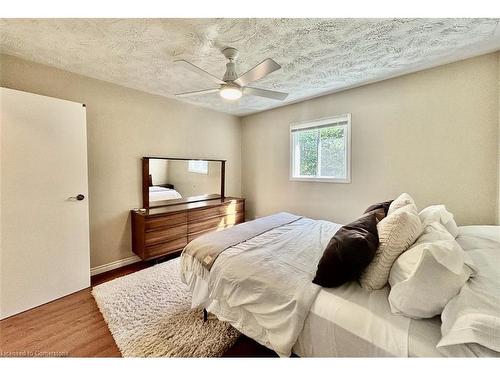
[290,114,351,183]
[188,160,208,174]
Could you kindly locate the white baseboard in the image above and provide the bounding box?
[90,255,142,276]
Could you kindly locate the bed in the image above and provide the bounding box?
[148,186,182,201]
[180,213,500,357]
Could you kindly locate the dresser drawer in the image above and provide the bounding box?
[225,212,245,226]
[144,224,187,246]
[188,212,245,234]
[145,212,187,231]
[187,228,214,242]
[188,215,224,234]
[144,237,187,259]
[188,206,221,222]
[187,213,245,242]
[220,201,244,215]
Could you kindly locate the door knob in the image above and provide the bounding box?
[69,194,85,201]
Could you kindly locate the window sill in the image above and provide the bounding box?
[289,176,351,184]
[188,171,208,175]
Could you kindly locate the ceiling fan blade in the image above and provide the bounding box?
[175,88,220,98]
[174,60,225,85]
[234,58,281,87]
[243,87,288,101]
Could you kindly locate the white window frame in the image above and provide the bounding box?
[188,160,209,175]
[289,114,351,183]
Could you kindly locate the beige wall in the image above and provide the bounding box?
[149,159,169,185]
[241,53,499,226]
[0,54,242,268]
[498,52,500,224]
[166,160,220,197]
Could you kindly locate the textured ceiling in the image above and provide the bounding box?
[1,18,500,116]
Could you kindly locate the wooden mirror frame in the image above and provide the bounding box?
[142,157,226,209]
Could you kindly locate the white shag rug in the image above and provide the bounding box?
[91,257,240,357]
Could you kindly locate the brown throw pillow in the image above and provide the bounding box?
[364,200,394,217]
[313,211,380,288]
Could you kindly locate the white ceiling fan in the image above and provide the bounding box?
[174,47,288,101]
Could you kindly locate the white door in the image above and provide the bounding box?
[0,87,90,319]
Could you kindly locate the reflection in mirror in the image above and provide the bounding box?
[148,159,222,207]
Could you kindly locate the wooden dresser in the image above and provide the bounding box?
[131,197,245,260]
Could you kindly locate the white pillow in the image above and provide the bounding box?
[414,221,455,245]
[359,203,422,290]
[388,233,474,319]
[437,247,500,354]
[387,193,416,215]
[419,205,459,238]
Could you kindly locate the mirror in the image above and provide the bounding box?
[142,157,225,208]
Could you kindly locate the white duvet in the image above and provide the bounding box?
[181,217,341,357]
[149,186,182,201]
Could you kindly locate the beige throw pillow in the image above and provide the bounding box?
[359,203,422,290]
[387,193,416,215]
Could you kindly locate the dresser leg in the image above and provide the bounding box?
[203,308,208,322]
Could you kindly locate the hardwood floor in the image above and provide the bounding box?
[0,258,276,358]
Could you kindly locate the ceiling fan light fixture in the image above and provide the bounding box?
[219,86,242,100]
[175,48,287,101]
